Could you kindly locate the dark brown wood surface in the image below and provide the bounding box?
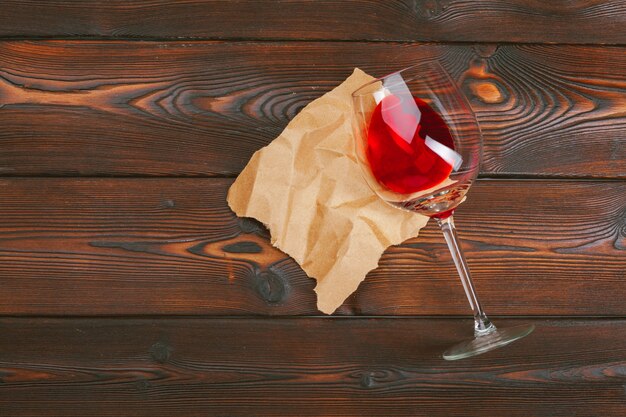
[0,178,623,316]
[1,1,625,415]
[1,41,625,178]
[0,317,625,417]
[1,1,626,44]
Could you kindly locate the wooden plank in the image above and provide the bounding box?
[0,317,624,416]
[0,178,623,316]
[1,41,625,178]
[0,1,625,44]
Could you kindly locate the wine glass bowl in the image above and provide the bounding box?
[351,62,534,360]
[352,62,481,219]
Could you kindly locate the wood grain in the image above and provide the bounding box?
[0,178,623,316]
[1,41,625,178]
[1,1,626,44]
[2,2,623,414]
[0,317,624,416]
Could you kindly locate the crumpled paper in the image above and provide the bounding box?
[227,68,429,314]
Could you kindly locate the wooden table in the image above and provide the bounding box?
[0,1,625,416]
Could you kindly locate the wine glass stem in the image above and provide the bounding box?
[436,216,495,337]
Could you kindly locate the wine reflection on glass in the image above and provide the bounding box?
[351,62,534,360]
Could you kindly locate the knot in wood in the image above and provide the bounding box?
[222,241,262,254]
[415,0,446,19]
[354,369,397,389]
[136,379,151,391]
[473,44,500,59]
[149,342,173,364]
[160,199,175,209]
[360,372,375,388]
[469,81,505,104]
[238,217,264,234]
[255,270,288,304]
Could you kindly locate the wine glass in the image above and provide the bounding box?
[351,62,534,360]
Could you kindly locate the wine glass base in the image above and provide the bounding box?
[443,324,535,361]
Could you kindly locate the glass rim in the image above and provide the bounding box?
[351,60,447,98]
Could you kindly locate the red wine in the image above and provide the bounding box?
[366,95,458,194]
